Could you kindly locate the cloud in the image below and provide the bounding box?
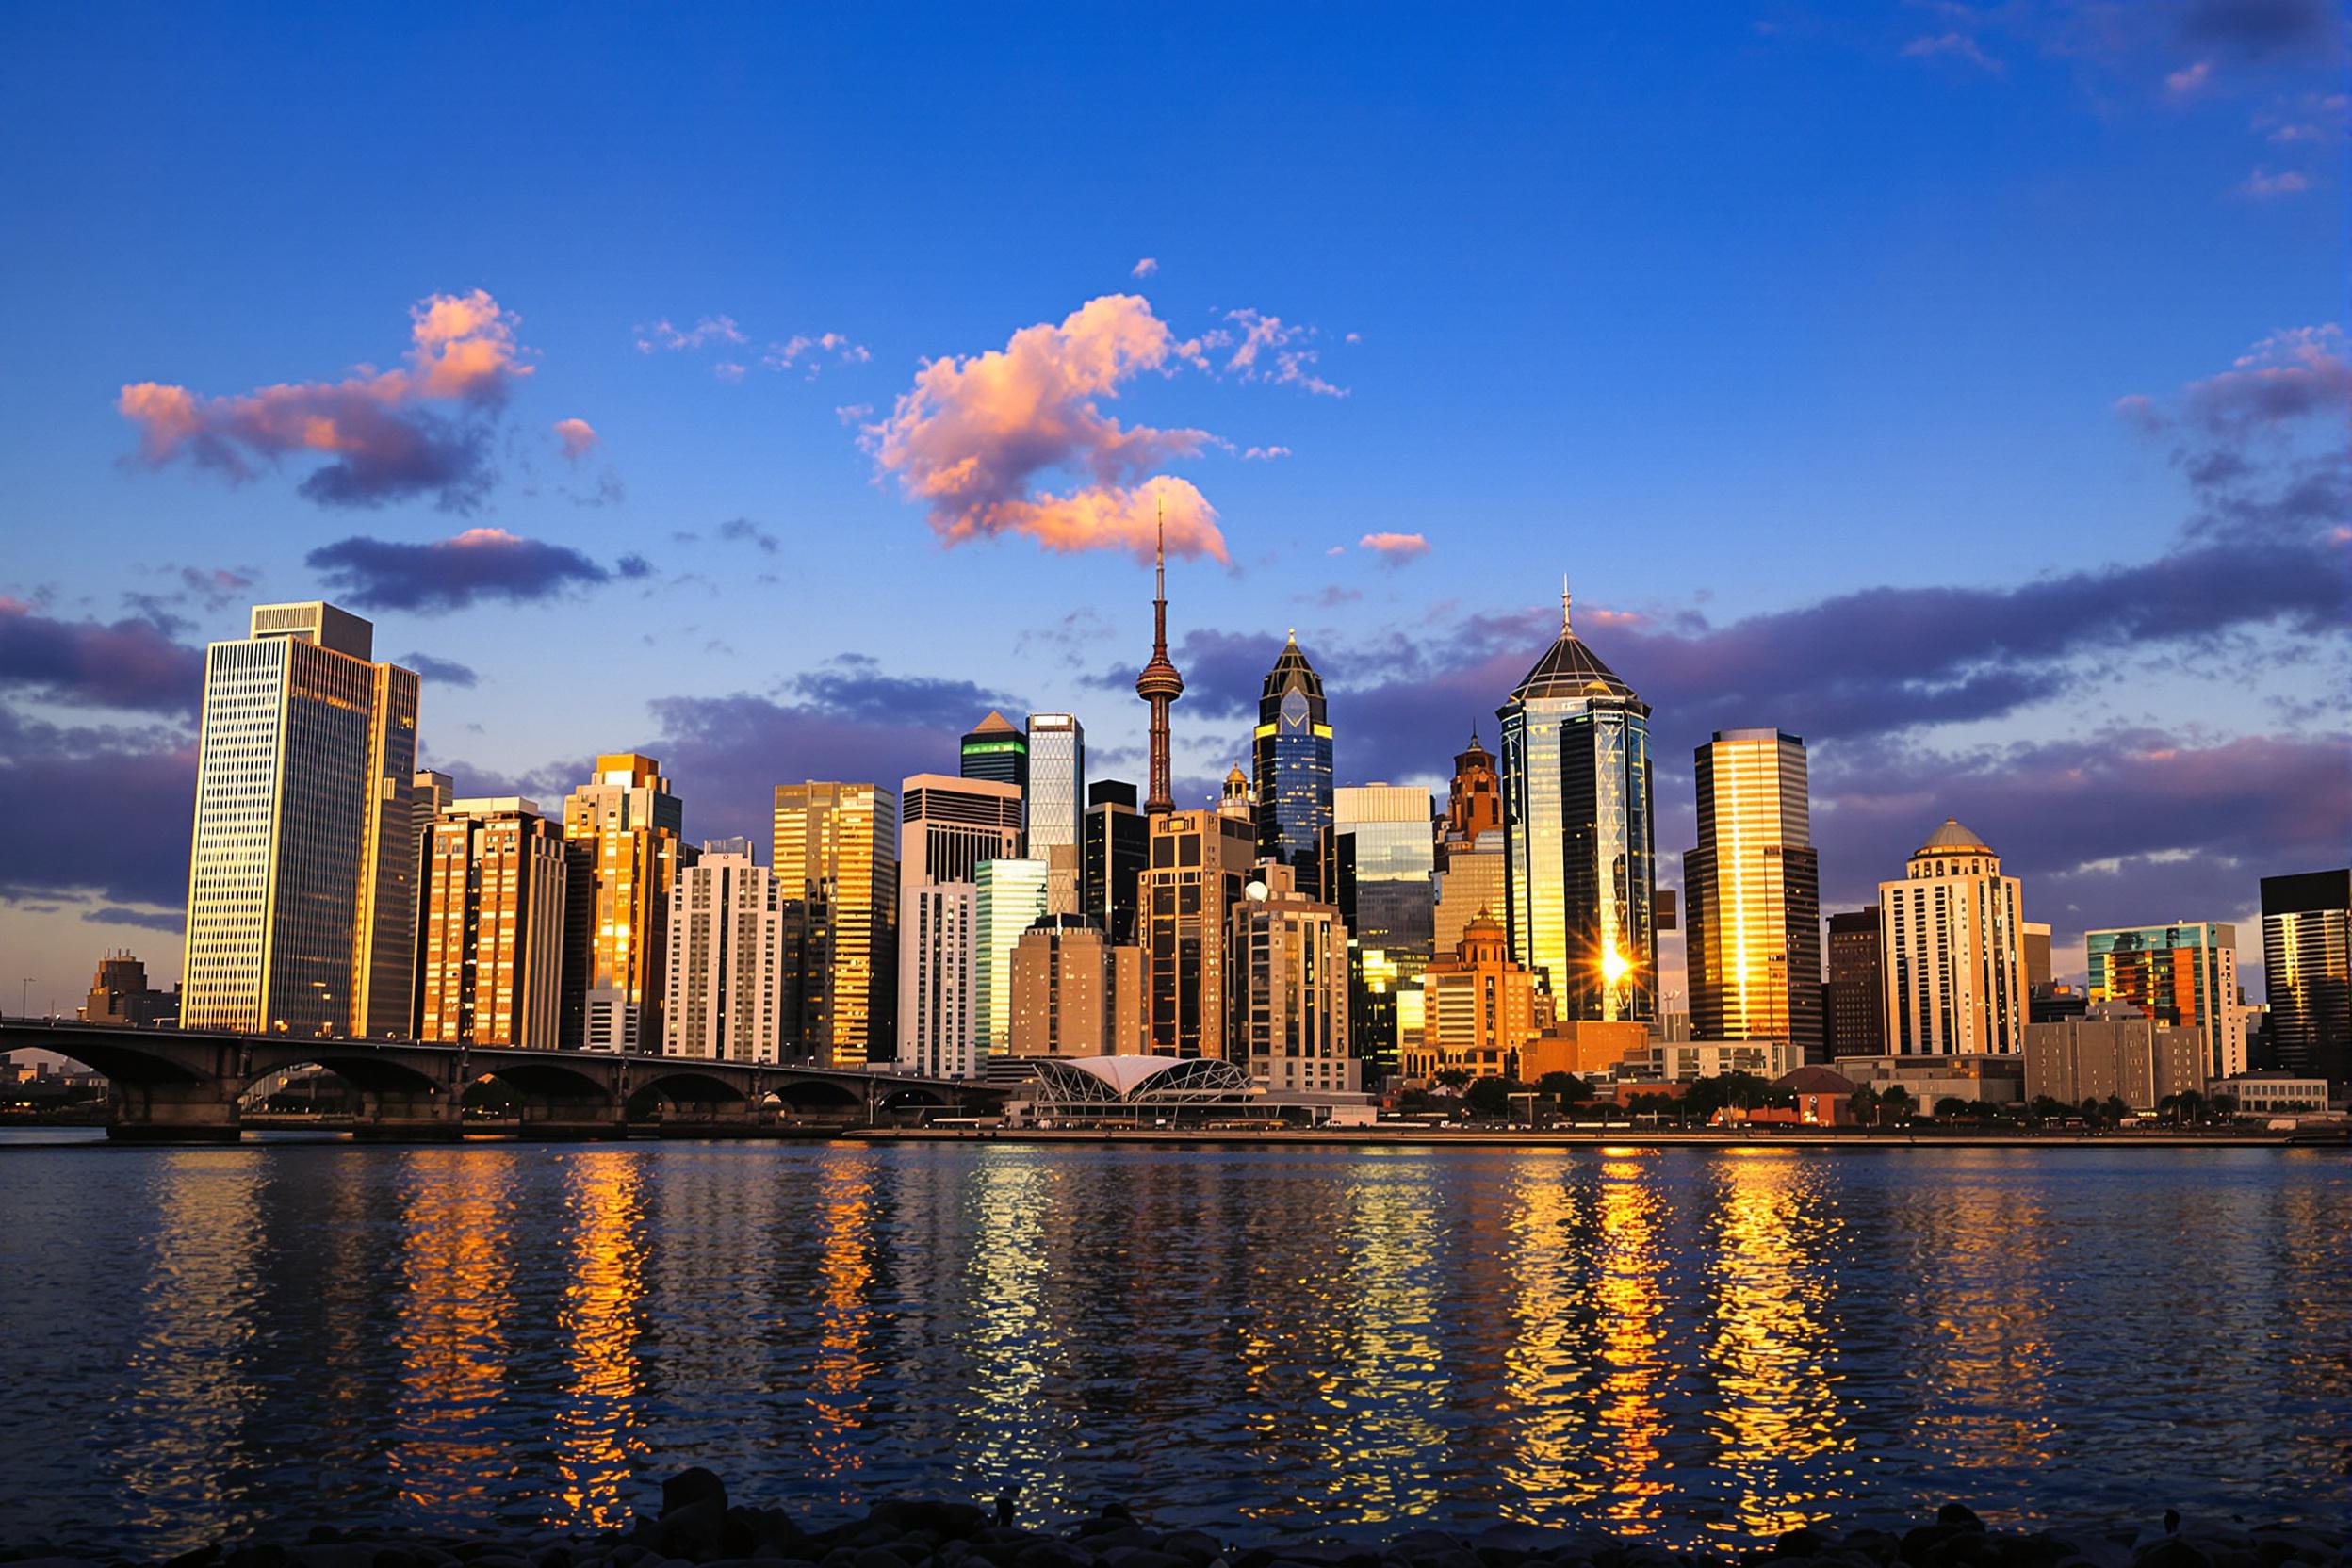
[553,416,599,461]
[2180,0,2336,60]
[834,403,874,425]
[1902,32,2003,73]
[2165,58,2214,97]
[1241,445,1292,462]
[304,529,646,613]
[0,599,204,712]
[1360,531,1430,563]
[0,721,196,918]
[2238,166,2311,197]
[1206,310,1348,397]
[762,333,871,378]
[83,906,186,934]
[1132,258,1159,279]
[867,293,1228,562]
[633,316,747,352]
[399,652,480,688]
[717,516,779,555]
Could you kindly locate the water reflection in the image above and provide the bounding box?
[2,1144,2346,1558]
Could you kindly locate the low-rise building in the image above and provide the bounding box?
[1647,1039,1791,1083]
[1832,1053,2025,1106]
[2022,1003,2205,1112]
[1521,1018,1645,1080]
[1412,910,1547,1080]
[2212,1073,2333,1116]
[1772,1065,1863,1126]
[1008,915,1146,1058]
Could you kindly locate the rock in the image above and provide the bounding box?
[1161,1536,1223,1567]
[663,1474,730,1524]
[1901,1528,1953,1568]
[2135,1543,2210,1568]
[870,1508,990,1545]
[1775,1529,1838,1560]
[661,1498,729,1562]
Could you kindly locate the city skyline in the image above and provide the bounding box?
[2,5,2346,1016]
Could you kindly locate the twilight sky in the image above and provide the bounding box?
[1,1,2345,1016]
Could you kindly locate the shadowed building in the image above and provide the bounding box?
[1253,631,1333,896]
[1140,808,1256,1057]
[181,601,420,1039]
[79,953,173,1029]
[1497,583,1658,1022]
[417,797,568,1050]
[774,781,897,1067]
[893,774,1021,1080]
[2261,869,2350,1086]
[1683,728,1821,1061]
[1824,908,1885,1057]
[1877,818,2027,1055]
[1008,915,1146,1058]
[1082,780,1148,945]
[561,754,692,1052]
[958,710,1028,792]
[2024,1003,2207,1112]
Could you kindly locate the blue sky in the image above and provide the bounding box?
[2,0,2344,1013]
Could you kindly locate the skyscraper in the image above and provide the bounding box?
[774,781,898,1067]
[1496,584,1658,1021]
[973,857,1051,1064]
[1823,908,1885,1057]
[1135,506,1184,815]
[1877,818,2028,1055]
[1026,712,1086,915]
[416,796,569,1050]
[1009,916,1147,1057]
[1229,862,1356,1093]
[958,710,1028,792]
[2085,922,2246,1079]
[1434,733,1507,964]
[560,754,691,1052]
[2260,870,2349,1085]
[1082,780,1148,945]
[1139,807,1256,1056]
[1683,728,1822,1061]
[900,774,1023,884]
[181,602,419,1038]
[1329,783,1436,1082]
[663,838,789,1064]
[893,773,1020,1079]
[1253,631,1333,895]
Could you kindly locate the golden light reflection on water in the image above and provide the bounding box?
[548,1153,647,1531]
[960,1152,1052,1487]
[390,1152,515,1513]
[807,1152,877,1487]
[1335,1162,1451,1523]
[1589,1156,1672,1527]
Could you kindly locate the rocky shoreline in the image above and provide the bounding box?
[2,1474,2344,1568]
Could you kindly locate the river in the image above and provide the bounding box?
[1,1135,2344,1553]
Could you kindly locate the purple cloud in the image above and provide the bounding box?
[0,599,204,713]
[305,529,645,612]
[400,652,480,688]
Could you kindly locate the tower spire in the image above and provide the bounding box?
[1136,492,1184,815]
[1560,573,1574,634]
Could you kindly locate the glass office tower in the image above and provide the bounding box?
[1083,780,1149,945]
[181,601,420,1039]
[1684,728,1822,1060]
[1026,712,1086,915]
[1497,586,1657,1022]
[959,710,1028,792]
[1252,632,1333,897]
[1329,784,1436,1081]
[2258,870,2348,1085]
[2085,922,2244,1079]
[773,781,899,1067]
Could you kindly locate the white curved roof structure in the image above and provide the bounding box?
[1029,1055,1255,1103]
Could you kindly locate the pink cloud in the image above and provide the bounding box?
[1241,445,1291,461]
[553,417,598,461]
[1208,309,1349,397]
[1360,531,1429,562]
[2165,59,2213,98]
[633,315,746,353]
[868,293,1227,562]
[2238,167,2311,198]
[118,290,532,511]
[1132,257,1159,279]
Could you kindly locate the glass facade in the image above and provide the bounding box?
[1025,713,1085,915]
[1252,634,1332,897]
[1083,781,1148,945]
[773,781,899,1067]
[1684,728,1821,1060]
[960,711,1028,791]
[182,603,419,1039]
[2260,870,2350,1085]
[973,858,1050,1062]
[1331,784,1435,1081]
[2086,922,2242,1078]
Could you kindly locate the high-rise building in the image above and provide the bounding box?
[1135,507,1185,815]
[416,796,569,1049]
[2085,922,2245,1079]
[1413,910,1550,1081]
[1230,862,1357,1093]
[663,838,789,1064]
[78,952,172,1028]
[181,602,420,1039]
[1439,727,1502,864]
[774,781,898,1067]
[2022,922,2053,991]
[1253,632,1333,896]
[900,774,1023,885]
[896,882,978,1078]
[1683,728,1822,1061]
[1009,915,1146,1058]
[1026,712,1086,915]
[1082,780,1148,945]
[958,710,1028,792]
[1139,808,1256,1056]
[2260,870,2349,1085]
[1329,783,1436,1082]
[1496,584,1658,1021]
[560,754,691,1053]
[973,858,1051,1064]
[1877,818,2028,1055]
[1823,908,1885,1057]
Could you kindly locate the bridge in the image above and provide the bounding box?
[0,1020,1002,1142]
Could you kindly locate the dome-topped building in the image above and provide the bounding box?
[1880,812,2028,1054]
[1917,816,1992,856]
[1496,580,1658,1023]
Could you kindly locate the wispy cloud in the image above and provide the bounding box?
[399,651,480,687]
[305,528,651,612]
[119,290,533,513]
[1132,257,1159,279]
[1204,309,1348,397]
[1901,31,2003,73]
[1241,445,1292,462]
[2238,166,2311,197]
[633,315,747,352]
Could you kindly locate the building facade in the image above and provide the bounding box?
[958,710,1028,791]
[1229,862,1357,1094]
[1824,907,1885,1057]
[896,882,978,1078]
[1877,818,2028,1055]
[1082,780,1149,945]
[416,797,569,1050]
[1007,916,1146,1058]
[1683,727,1822,1061]
[1139,808,1256,1057]
[79,953,173,1028]
[1026,712,1086,916]
[662,839,788,1063]
[2260,870,2349,1086]
[1497,586,1658,1022]
[1327,783,1435,1082]
[1439,728,1502,861]
[2023,1004,2207,1112]
[2085,922,2245,1079]
[560,754,690,1053]
[1413,911,1549,1081]
[773,781,898,1067]
[181,601,420,1039]
[973,858,1051,1064]
[1253,632,1333,896]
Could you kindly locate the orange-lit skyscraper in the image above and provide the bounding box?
[1878,817,2028,1054]
[774,781,898,1067]
[1684,728,1822,1061]
[416,797,569,1049]
[181,601,419,1038]
[560,754,690,1051]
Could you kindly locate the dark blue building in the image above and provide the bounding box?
[1252,631,1333,898]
